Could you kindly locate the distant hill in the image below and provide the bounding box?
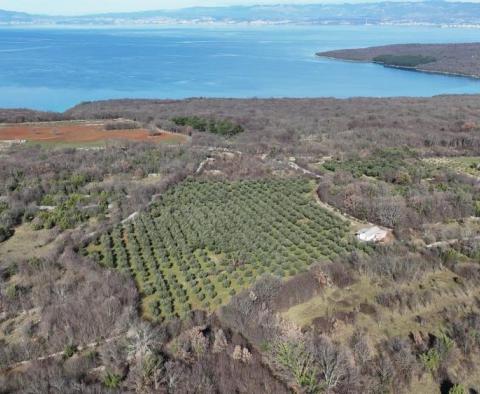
[0,9,36,23]
[318,43,480,78]
[2,2,480,26]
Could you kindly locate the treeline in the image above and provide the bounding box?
[64,96,480,158]
[104,119,140,130]
[171,115,244,136]
[4,96,480,158]
[0,109,65,123]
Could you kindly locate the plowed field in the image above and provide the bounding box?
[0,121,187,145]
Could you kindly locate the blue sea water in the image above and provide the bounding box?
[0,25,479,111]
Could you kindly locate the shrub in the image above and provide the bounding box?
[0,224,14,242]
[63,344,78,359]
[449,384,467,394]
[103,371,122,389]
[420,348,441,373]
[5,284,19,299]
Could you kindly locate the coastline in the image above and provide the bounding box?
[316,54,480,80]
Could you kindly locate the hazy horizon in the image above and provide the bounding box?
[0,0,473,17]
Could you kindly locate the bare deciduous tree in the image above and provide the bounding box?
[212,329,228,354]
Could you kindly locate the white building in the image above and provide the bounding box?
[356,226,390,243]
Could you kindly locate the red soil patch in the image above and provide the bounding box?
[0,122,187,144]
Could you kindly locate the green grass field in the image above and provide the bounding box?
[424,156,480,177]
[24,140,108,149]
[88,178,355,321]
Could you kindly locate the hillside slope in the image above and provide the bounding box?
[2,2,480,25]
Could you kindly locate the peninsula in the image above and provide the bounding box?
[318,42,480,78]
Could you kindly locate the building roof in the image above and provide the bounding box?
[356,226,389,242]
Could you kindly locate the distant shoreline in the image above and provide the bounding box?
[1,22,480,29]
[3,2,480,30]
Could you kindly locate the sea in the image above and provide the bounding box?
[0,24,479,111]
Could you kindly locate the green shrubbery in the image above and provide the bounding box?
[0,201,7,215]
[373,54,437,67]
[103,371,122,389]
[0,202,19,242]
[0,224,14,243]
[420,332,454,374]
[63,344,78,360]
[449,384,467,394]
[172,116,244,136]
[323,148,421,184]
[35,194,89,230]
[420,348,441,373]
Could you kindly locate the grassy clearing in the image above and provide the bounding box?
[282,276,378,326]
[22,133,187,149]
[0,307,40,346]
[283,270,469,346]
[424,156,480,178]
[87,178,357,321]
[0,224,55,264]
[23,140,105,149]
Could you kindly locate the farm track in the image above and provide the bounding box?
[426,235,480,249]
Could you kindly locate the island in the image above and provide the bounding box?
[317,42,480,79]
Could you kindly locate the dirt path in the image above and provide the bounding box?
[287,160,322,179]
[1,334,124,374]
[426,235,480,249]
[195,157,215,174]
[154,126,191,145]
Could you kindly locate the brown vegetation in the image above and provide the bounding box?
[63,96,480,159]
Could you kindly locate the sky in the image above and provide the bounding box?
[0,0,434,16]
